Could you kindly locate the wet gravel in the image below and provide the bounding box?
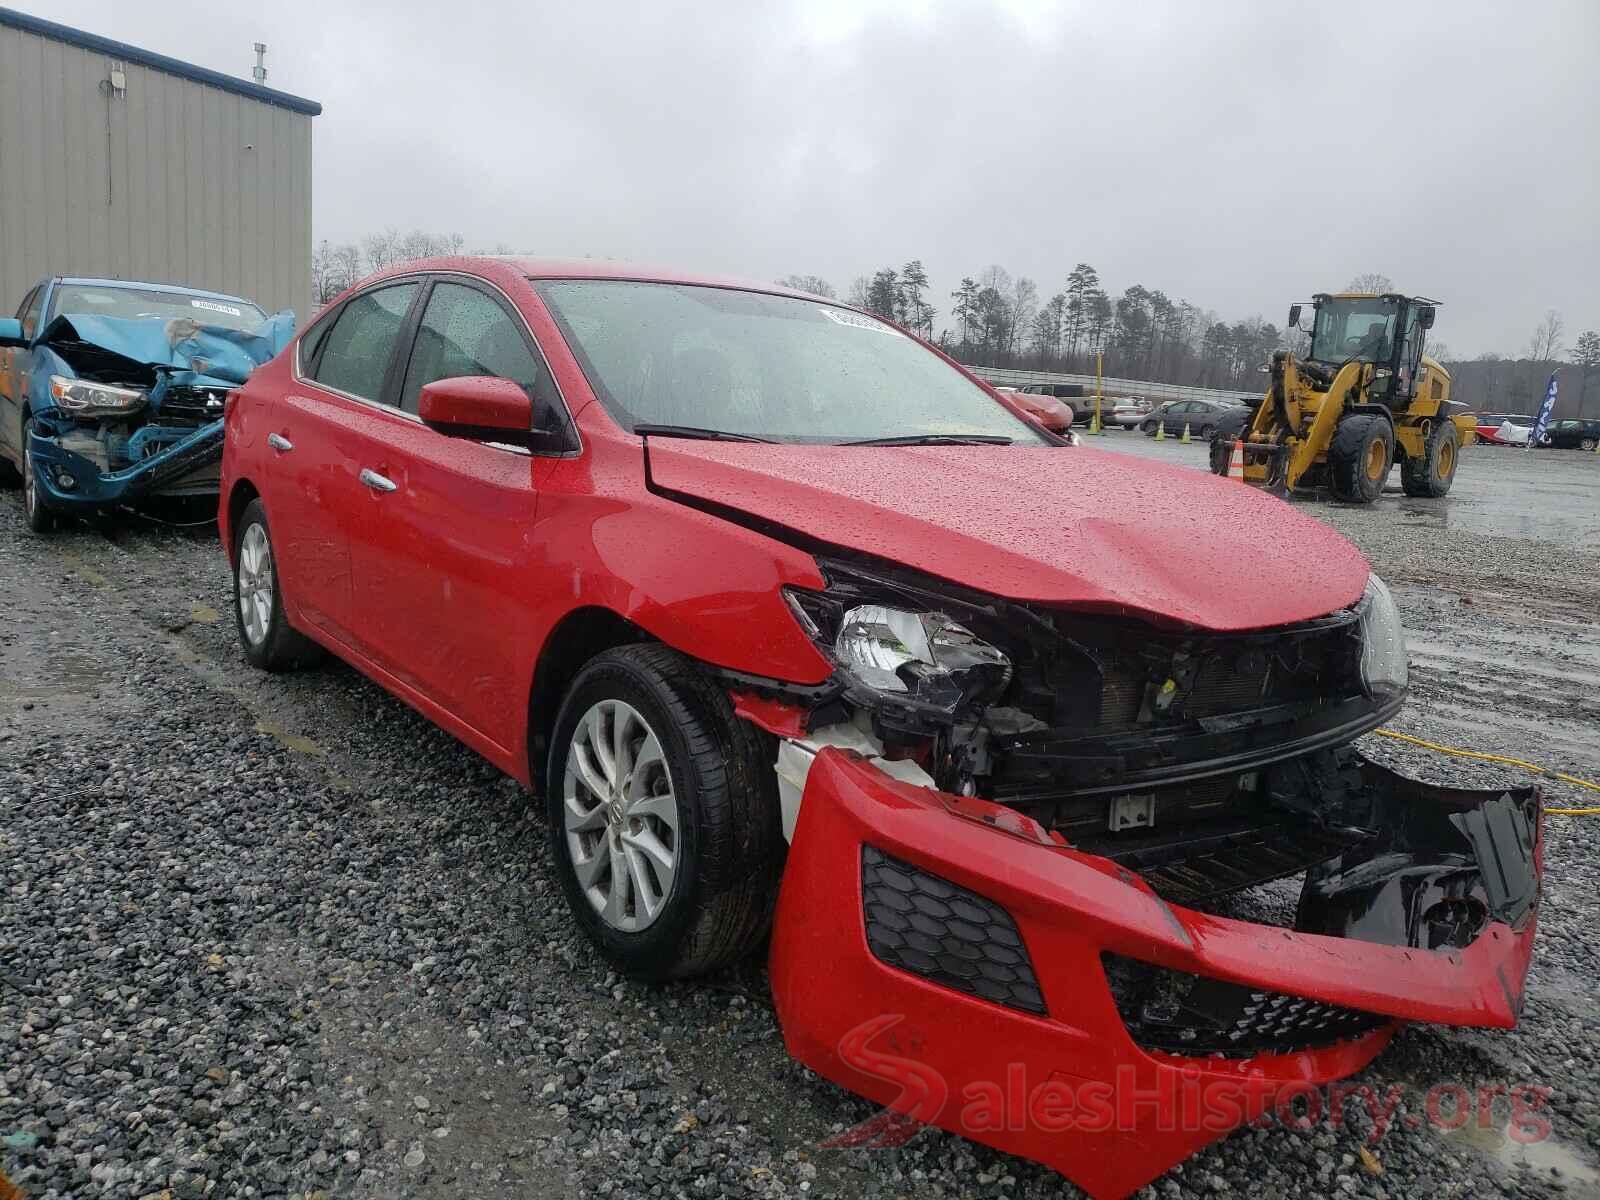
[4,445,1600,1200]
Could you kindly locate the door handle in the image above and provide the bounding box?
[267,432,293,452]
[359,468,397,493]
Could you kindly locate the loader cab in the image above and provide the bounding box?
[1305,292,1437,405]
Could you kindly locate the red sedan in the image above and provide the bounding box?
[220,258,1539,1199]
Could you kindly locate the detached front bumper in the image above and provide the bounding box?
[769,749,1540,1200]
[28,418,224,510]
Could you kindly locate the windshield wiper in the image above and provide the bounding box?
[838,433,1014,447]
[632,423,774,443]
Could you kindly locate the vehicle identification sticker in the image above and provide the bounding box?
[818,307,903,336]
[191,299,243,317]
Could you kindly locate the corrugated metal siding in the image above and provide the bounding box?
[0,23,313,321]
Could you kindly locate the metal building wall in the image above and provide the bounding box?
[0,21,313,320]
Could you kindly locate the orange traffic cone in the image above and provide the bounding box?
[1227,439,1246,481]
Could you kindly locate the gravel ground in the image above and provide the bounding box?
[4,444,1600,1200]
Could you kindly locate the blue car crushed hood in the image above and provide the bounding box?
[26,309,293,510]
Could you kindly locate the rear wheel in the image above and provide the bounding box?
[1401,420,1461,498]
[1199,423,1215,441]
[547,644,783,980]
[1582,437,1598,452]
[21,418,55,534]
[1328,415,1393,504]
[233,499,324,671]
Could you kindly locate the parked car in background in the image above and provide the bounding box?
[1539,418,1600,450]
[1475,413,1533,446]
[1107,397,1151,429]
[0,277,291,531]
[220,257,1539,1198]
[1139,398,1244,439]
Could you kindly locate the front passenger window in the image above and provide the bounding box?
[308,283,419,402]
[399,282,546,415]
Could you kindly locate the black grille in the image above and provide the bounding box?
[861,846,1045,1015]
[155,385,228,426]
[1103,953,1387,1056]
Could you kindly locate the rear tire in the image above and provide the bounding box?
[547,644,783,981]
[21,418,55,534]
[1582,437,1598,452]
[233,498,324,671]
[1401,420,1460,498]
[1328,415,1393,504]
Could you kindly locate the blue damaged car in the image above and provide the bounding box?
[0,277,294,532]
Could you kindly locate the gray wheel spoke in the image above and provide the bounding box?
[563,696,680,933]
[571,844,608,889]
[623,825,675,882]
[570,743,611,803]
[563,794,607,835]
[585,707,616,787]
[603,840,631,924]
[622,842,663,920]
[627,790,677,832]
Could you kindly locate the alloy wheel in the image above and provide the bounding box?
[237,523,275,646]
[563,698,679,932]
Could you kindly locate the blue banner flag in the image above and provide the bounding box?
[1529,372,1559,448]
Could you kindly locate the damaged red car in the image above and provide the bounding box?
[220,259,1540,1199]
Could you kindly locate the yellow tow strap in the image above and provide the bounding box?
[1372,728,1600,815]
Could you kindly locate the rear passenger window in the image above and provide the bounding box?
[308,283,418,402]
[399,282,545,415]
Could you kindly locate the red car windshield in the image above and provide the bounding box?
[536,280,1044,445]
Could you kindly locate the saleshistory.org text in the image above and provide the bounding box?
[820,1015,1553,1150]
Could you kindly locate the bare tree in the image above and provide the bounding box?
[1344,273,1394,294]
[776,274,836,299]
[1527,309,1566,362]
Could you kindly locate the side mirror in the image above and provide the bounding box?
[1287,304,1301,330]
[1419,305,1436,330]
[0,317,25,347]
[418,375,572,451]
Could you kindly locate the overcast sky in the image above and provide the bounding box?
[33,0,1600,357]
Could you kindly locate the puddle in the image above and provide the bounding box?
[1442,1120,1600,1190]
[254,720,326,757]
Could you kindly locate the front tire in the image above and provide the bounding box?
[21,418,55,534]
[233,498,323,671]
[1209,436,1232,476]
[1582,437,1598,452]
[1401,420,1460,498]
[1329,415,1393,504]
[547,644,783,980]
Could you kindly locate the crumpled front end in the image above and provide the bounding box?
[769,747,1540,1200]
[26,311,292,511]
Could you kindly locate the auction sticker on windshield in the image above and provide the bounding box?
[819,306,903,335]
[191,299,244,317]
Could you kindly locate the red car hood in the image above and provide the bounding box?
[646,441,1369,631]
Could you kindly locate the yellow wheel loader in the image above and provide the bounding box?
[1210,293,1476,502]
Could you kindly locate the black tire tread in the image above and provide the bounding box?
[1328,415,1391,504]
[1401,420,1459,498]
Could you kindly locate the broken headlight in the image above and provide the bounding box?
[49,375,146,416]
[1356,573,1407,695]
[786,591,1012,717]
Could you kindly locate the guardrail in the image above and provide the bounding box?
[965,365,1259,407]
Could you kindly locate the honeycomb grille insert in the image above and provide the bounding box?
[1103,953,1387,1056]
[860,845,1045,1015]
